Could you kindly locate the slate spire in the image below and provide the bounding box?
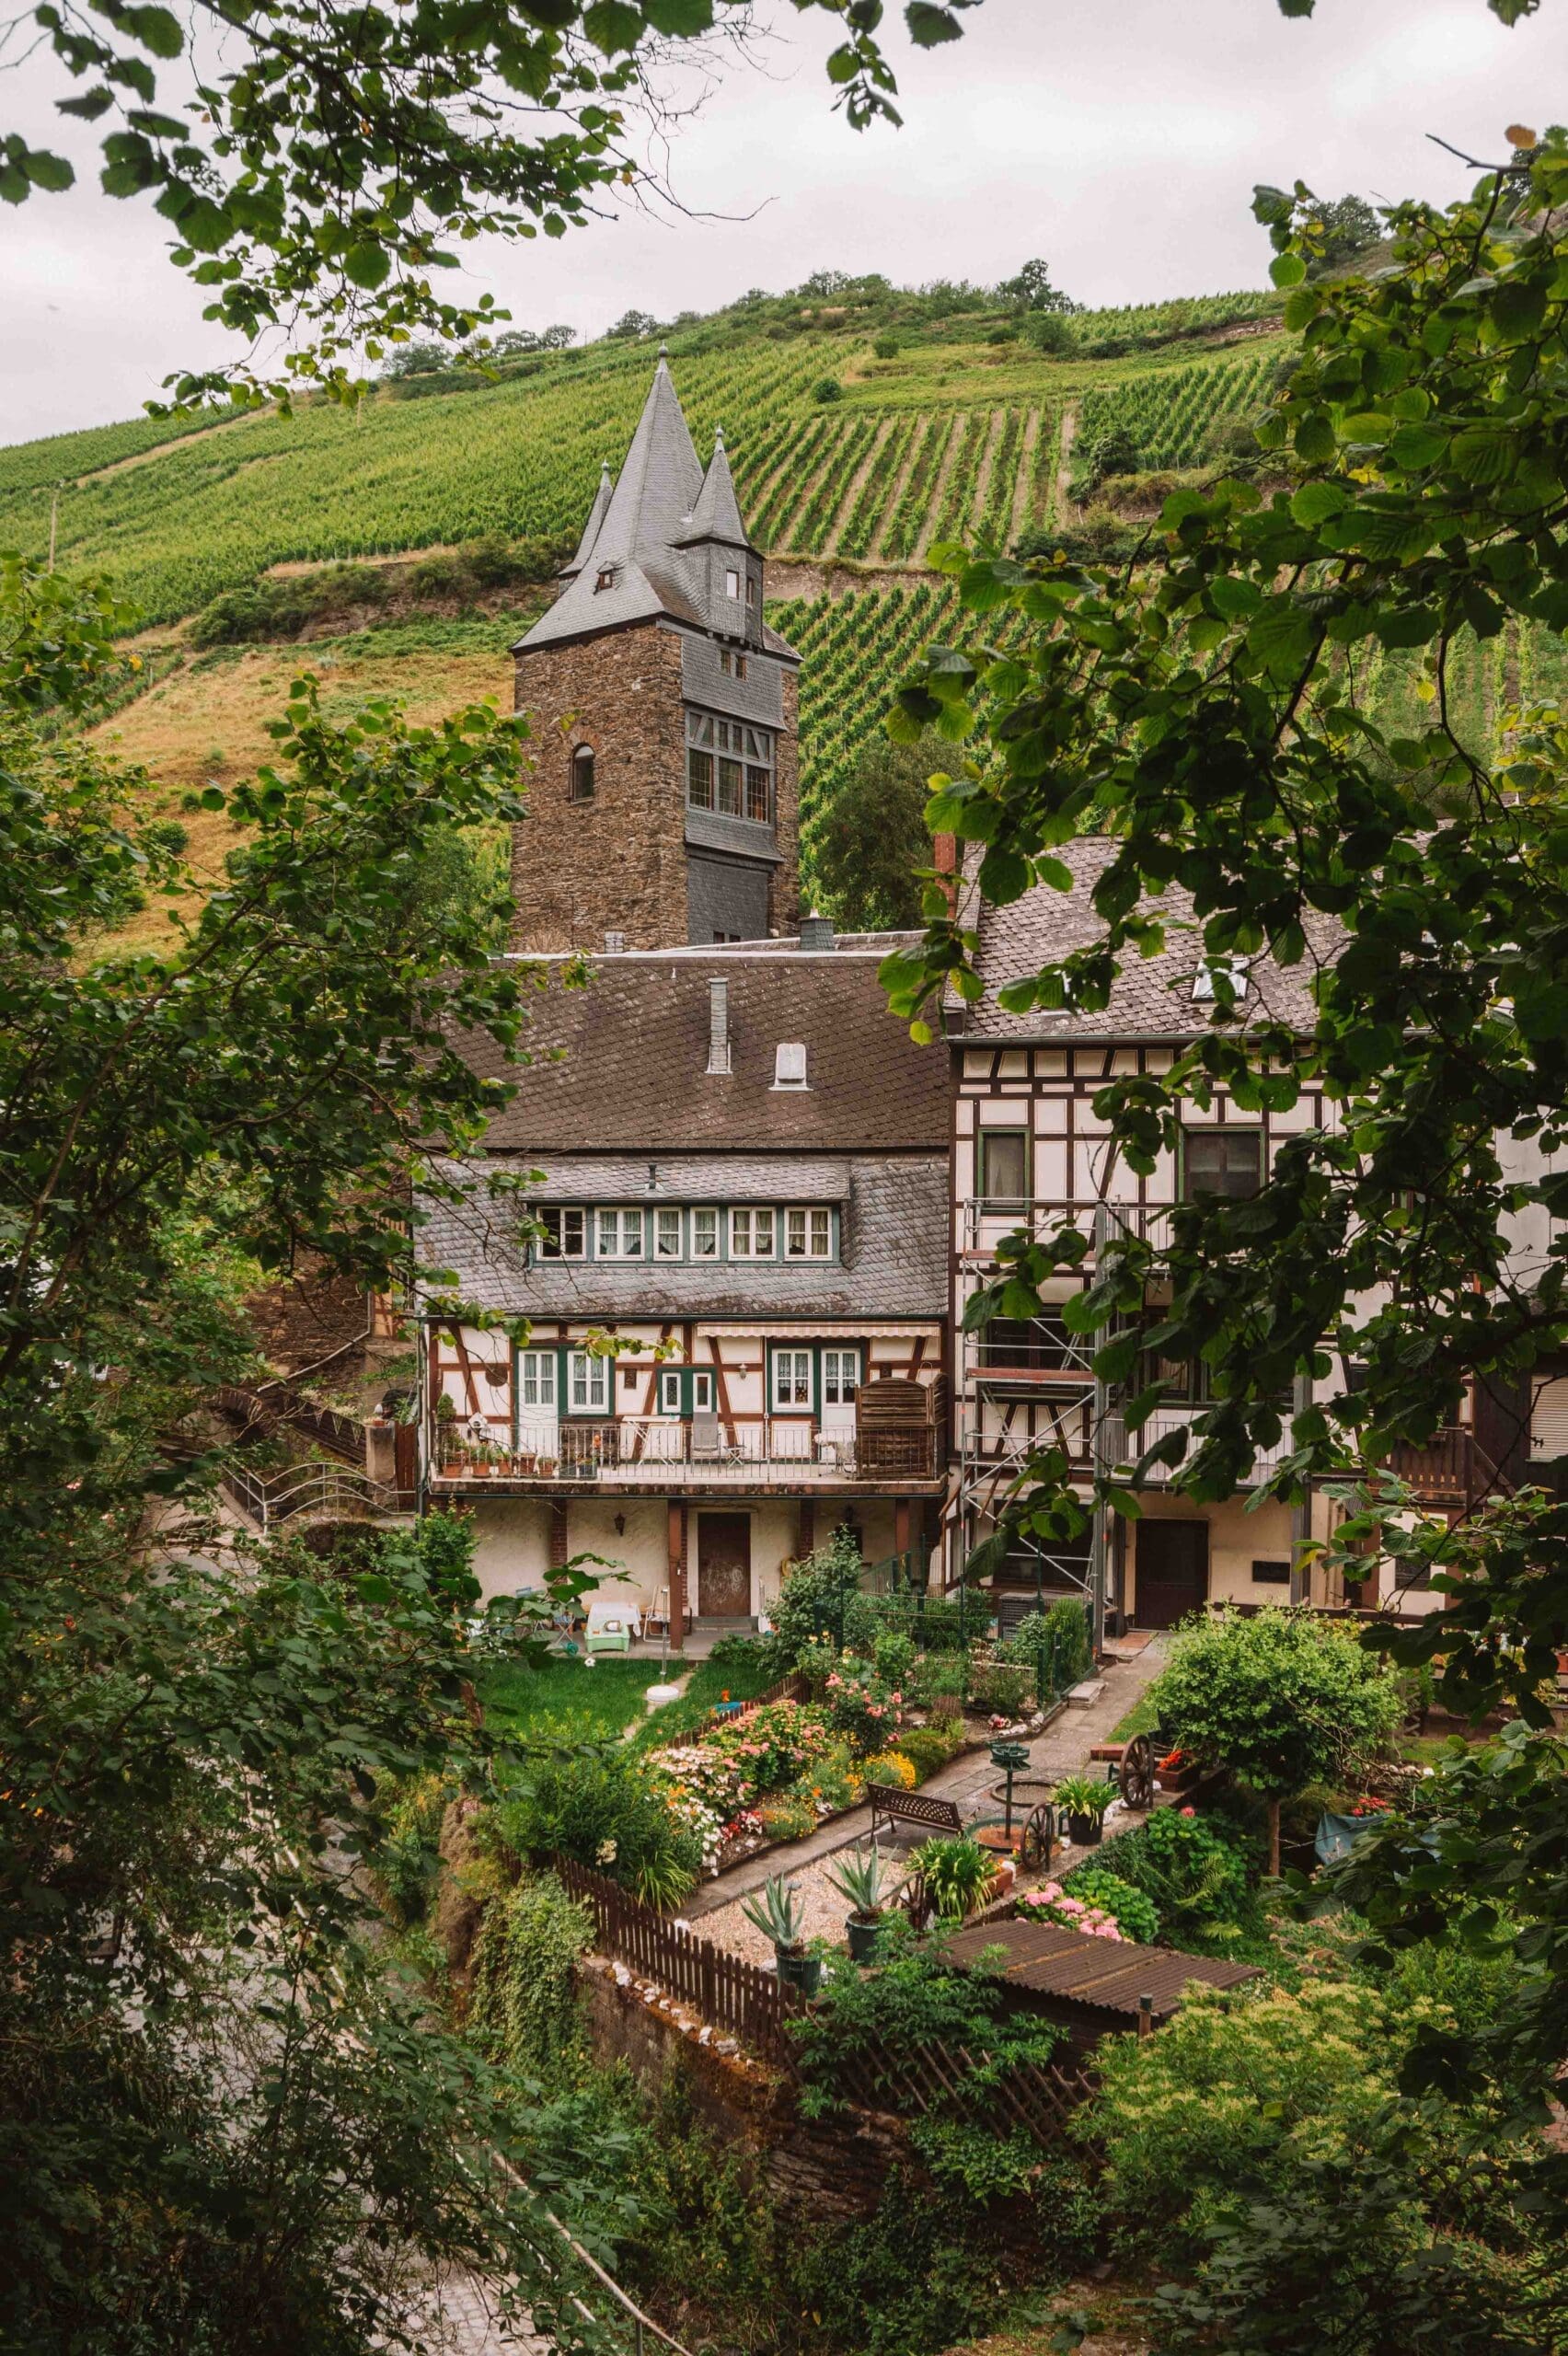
[584,352,704,575]
[559,461,613,583]
[679,430,753,551]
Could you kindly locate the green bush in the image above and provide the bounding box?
[1057,1865,1160,1945]
[969,1660,1032,1718]
[1090,1807,1255,1947]
[467,1870,593,2080]
[889,1725,959,1784]
[771,1535,878,1663]
[910,1650,968,1709]
[1025,312,1076,355]
[1001,1600,1091,1693]
[873,1629,917,1689]
[813,375,844,403]
[757,1790,817,1842]
[871,334,900,360]
[495,1748,702,1907]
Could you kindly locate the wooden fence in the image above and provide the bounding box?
[548,1854,1096,2142]
[550,1854,809,2069]
[682,1670,810,1745]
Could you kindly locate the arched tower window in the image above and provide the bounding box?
[569,745,596,803]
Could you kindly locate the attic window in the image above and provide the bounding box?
[772,1042,808,1091]
[594,564,617,593]
[1192,956,1251,1003]
[569,745,595,802]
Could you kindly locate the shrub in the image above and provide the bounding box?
[757,1791,817,1842]
[871,334,900,360]
[711,1697,835,1793]
[1025,312,1076,354]
[795,1636,840,1695]
[374,1772,454,1927]
[969,1660,1032,1719]
[467,1870,593,2079]
[772,1538,877,1662]
[812,1738,866,1811]
[917,1834,995,1922]
[824,1659,905,1754]
[1001,1600,1091,1692]
[813,375,844,403]
[862,1748,917,1790]
[495,1748,702,1908]
[1089,1808,1255,1948]
[910,1650,967,1709]
[986,325,1017,345]
[1055,1865,1160,1944]
[872,1629,917,1689]
[893,1724,963,1783]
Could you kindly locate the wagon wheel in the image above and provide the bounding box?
[1120,1732,1158,1811]
[1019,1803,1055,1870]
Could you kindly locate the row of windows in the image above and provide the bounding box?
[976,1126,1265,1205]
[536,1204,835,1263]
[512,1344,860,1415]
[687,710,773,826]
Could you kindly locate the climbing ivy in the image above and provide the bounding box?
[468,1872,594,2080]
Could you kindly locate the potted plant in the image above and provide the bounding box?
[1155,1744,1201,1796]
[740,1875,821,1994]
[916,1833,996,1923]
[1055,1774,1113,1848]
[538,1453,559,1479]
[825,1845,892,1963]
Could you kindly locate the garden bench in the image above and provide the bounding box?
[868,1784,964,1844]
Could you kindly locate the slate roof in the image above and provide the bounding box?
[956,837,1343,1043]
[499,1154,851,1203]
[456,948,950,1153]
[513,356,798,663]
[417,1154,948,1320]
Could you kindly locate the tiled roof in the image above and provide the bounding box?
[956,837,1343,1042]
[494,1153,851,1203]
[417,1154,949,1319]
[457,949,950,1152]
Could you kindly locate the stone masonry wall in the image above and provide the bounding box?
[577,1954,906,2223]
[511,622,801,951]
[511,623,691,952]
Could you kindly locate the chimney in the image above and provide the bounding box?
[799,910,836,952]
[604,929,626,955]
[932,833,958,918]
[706,977,732,1075]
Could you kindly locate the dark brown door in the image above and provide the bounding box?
[698,1512,752,1618]
[1136,1521,1209,1628]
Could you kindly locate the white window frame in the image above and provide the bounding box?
[725,567,741,599]
[786,1207,833,1259]
[568,1352,609,1414]
[772,1348,813,1411]
[654,1207,683,1259]
[517,1348,558,1409]
[595,1207,644,1259]
[692,1207,720,1259]
[730,1206,776,1258]
[537,1206,586,1259]
[823,1347,861,1407]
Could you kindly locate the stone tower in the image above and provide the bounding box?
[510,354,801,951]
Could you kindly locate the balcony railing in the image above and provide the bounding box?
[961,1196,1179,1259]
[430,1416,941,1485]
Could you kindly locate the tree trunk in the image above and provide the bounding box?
[1266,1795,1282,1879]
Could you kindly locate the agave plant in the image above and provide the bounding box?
[825,1845,891,1923]
[740,1874,805,1953]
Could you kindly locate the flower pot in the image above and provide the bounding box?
[439,1459,462,1479]
[846,1914,882,1964]
[775,1946,823,1996]
[1066,1812,1102,1847]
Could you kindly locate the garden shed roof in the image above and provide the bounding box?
[939,1914,1259,2028]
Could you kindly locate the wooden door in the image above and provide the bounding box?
[1135,1521,1209,1628]
[697,1512,752,1618]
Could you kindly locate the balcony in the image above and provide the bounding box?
[429,1415,944,1493]
[961,1196,1178,1265]
[966,1318,1094,1392]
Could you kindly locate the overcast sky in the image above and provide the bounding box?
[1,0,1558,445]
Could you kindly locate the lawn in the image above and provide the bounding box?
[480,1655,670,1743]
[1108,1684,1163,1742]
[634,1647,785,1749]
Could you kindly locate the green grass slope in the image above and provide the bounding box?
[0,285,1290,629]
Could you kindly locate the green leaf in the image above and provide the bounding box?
[1290,480,1350,526]
[1208,574,1262,618]
[1270,252,1307,287]
[122,4,185,56]
[342,242,392,289]
[1449,424,1517,485]
[1293,411,1337,465]
[21,147,74,191]
[582,0,646,51]
[1492,275,1547,341]
[641,0,712,29]
[1389,422,1448,470]
[1246,602,1317,676]
[905,1,965,42]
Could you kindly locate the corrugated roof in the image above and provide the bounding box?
[957,837,1343,1043]
[940,1915,1260,2021]
[416,1154,949,1319]
[455,951,950,1153]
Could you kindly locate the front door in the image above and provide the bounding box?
[698,1512,752,1618]
[1136,1520,1209,1627]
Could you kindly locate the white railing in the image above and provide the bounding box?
[221,1462,403,1528]
[431,1417,941,1483]
[1102,1406,1293,1489]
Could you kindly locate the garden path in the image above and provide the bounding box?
[686,1637,1169,1957]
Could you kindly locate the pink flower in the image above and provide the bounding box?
[1180,1806,1196,1819]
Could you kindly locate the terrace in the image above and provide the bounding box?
[429,1414,945,1495]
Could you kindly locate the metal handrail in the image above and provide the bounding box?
[220,1461,401,1529]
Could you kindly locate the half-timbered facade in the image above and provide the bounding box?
[419,932,949,1637]
[946,838,1532,1634]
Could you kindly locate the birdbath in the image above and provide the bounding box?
[990,1741,1032,1840]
